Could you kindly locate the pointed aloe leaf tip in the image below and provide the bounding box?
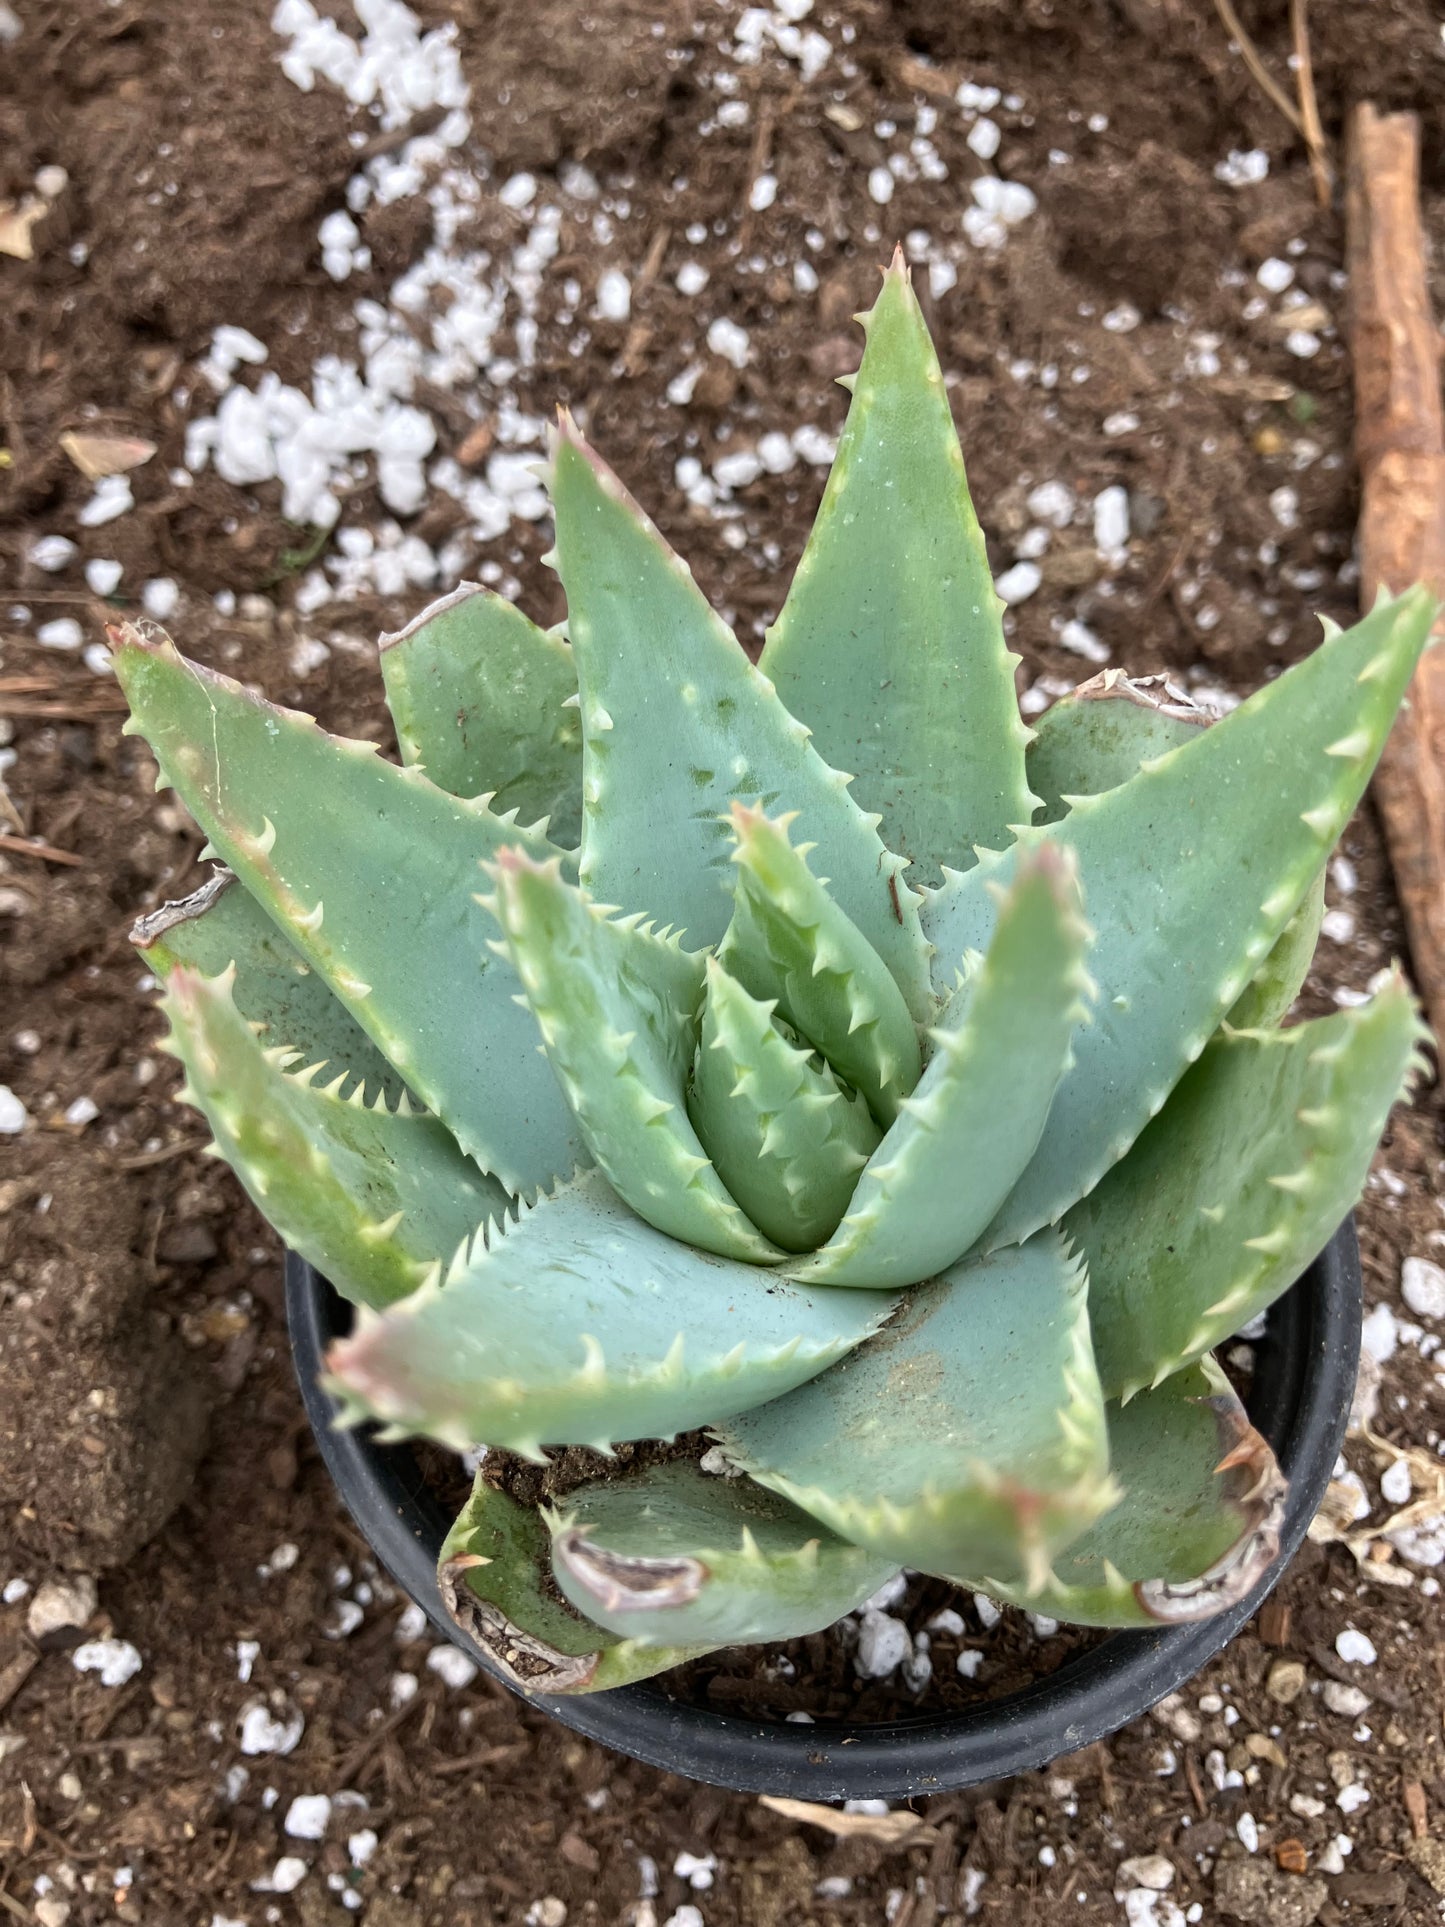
[759,257,1033,884]
[548,414,932,1016]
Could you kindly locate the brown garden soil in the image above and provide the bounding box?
[5,0,1445,1921]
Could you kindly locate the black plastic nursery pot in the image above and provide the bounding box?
[285,1225,1361,1799]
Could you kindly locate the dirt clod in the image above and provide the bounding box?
[1214,1855,1329,1925]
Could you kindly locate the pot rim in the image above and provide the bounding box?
[285,1221,1360,1798]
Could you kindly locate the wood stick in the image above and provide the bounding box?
[1346,104,1445,1049]
[1288,0,1332,207]
[0,831,83,867]
[1212,0,1304,135]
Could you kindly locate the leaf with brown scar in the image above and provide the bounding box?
[545,1459,897,1646]
[437,1474,711,1694]
[948,1359,1288,1628]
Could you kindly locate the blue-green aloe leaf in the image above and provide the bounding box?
[787,845,1092,1289]
[113,622,586,1196]
[160,965,507,1309]
[548,416,932,1018]
[380,582,582,845]
[1025,669,1323,1027]
[134,868,408,1109]
[956,1360,1288,1629]
[483,846,778,1263]
[687,958,880,1254]
[324,1169,896,1459]
[1227,867,1326,1029]
[1025,670,1208,827]
[717,804,921,1124]
[546,1461,898,1647]
[922,587,1438,1248]
[1075,970,1429,1400]
[439,1474,712,1693]
[718,1230,1116,1586]
[759,252,1034,885]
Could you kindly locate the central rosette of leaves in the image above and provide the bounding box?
[484,797,1090,1281]
[489,803,917,1261]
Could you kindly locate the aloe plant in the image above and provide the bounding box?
[116,256,1434,1695]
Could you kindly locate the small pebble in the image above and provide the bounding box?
[1117,1856,1175,1892]
[966,117,1001,160]
[675,262,709,297]
[285,1794,332,1840]
[996,560,1041,604]
[1215,148,1270,187]
[426,1644,478,1689]
[238,1701,305,1756]
[1027,479,1076,528]
[1402,1257,1445,1321]
[673,1852,715,1891]
[142,578,180,620]
[395,1601,427,1642]
[79,476,134,527]
[1236,1812,1259,1853]
[348,1829,378,1865]
[27,1575,97,1638]
[30,535,77,571]
[37,617,83,651]
[527,1902,566,1927]
[1256,257,1295,293]
[595,270,631,322]
[0,1088,29,1135]
[255,1857,308,1895]
[1059,619,1110,663]
[1093,485,1130,558]
[1335,1627,1377,1666]
[2,1578,30,1604]
[854,1607,911,1679]
[706,317,750,368]
[71,1639,143,1687]
[863,1572,909,1611]
[1322,1682,1371,1718]
[1361,1303,1399,1363]
[1336,1782,1369,1815]
[1379,1457,1412,1506]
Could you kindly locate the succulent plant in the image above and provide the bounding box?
[117,256,1434,1696]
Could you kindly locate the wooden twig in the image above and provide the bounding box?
[1346,104,1445,1049]
[1289,0,1332,206]
[0,831,82,867]
[1211,0,1304,134]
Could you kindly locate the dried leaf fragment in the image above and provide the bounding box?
[757,1796,934,1846]
[0,195,47,260]
[59,431,159,481]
